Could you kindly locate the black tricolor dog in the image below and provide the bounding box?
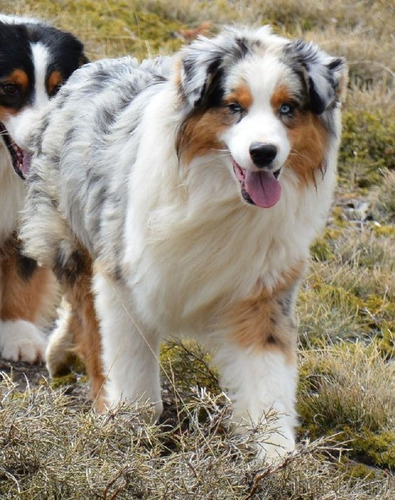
[0,14,87,362]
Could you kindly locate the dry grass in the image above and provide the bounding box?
[0,0,394,497]
[1,371,393,499]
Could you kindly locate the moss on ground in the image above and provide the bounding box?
[298,344,395,471]
[339,111,394,189]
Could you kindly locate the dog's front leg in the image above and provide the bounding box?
[93,271,163,421]
[217,347,298,462]
[214,288,299,463]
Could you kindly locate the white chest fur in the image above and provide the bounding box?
[122,141,335,338]
[0,142,25,243]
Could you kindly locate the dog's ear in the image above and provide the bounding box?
[79,53,90,66]
[286,40,347,114]
[179,31,250,109]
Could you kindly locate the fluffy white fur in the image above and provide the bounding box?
[0,320,47,363]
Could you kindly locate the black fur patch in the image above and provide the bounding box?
[283,40,345,115]
[54,246,87,285]
[16,253,38,281]
[181,31,253,110]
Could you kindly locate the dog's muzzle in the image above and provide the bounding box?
[233,159,282,208]
[0,122,30,180]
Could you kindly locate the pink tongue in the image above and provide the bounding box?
[245,170,281,208]
[22,151,31,178]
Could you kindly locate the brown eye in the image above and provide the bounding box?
[2,83,21,97]
[50,83,63,97]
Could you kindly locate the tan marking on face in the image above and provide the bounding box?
[0,108,16,121]
[177,108,231,164]
[271,84,329,185]
[225,83,253,110]
[287,112,329,185]
[47,70,63,96]
[7,69,29,91]
[270,84,293,111]
[220,260,307,364]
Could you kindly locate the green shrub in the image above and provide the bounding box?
[339,111,394,188]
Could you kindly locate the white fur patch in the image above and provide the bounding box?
[93,271,163,421]
[215,347,298,461]
[0,320,47,363]
[0,142,25,242]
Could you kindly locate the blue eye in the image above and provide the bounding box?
[279,103,295,116]
[227,102,244,114]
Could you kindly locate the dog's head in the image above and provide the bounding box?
[0,15,88,178]
[177,27,347,208]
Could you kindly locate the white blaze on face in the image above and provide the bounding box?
[5,42,51,150]
[31,42,51,108]
[220,54,294,208]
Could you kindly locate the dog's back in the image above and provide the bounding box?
[24,56,173,278]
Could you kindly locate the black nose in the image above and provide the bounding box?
[249,142,277,168]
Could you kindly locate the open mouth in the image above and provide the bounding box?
[233,160,282,208]
[0,122,30,179]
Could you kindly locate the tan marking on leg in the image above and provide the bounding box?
[0,237,55,323]
[64,254,106,411]
[220,261,306,364]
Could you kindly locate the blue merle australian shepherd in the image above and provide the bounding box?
[20,26,346,462]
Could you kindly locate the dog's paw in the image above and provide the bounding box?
[0,320,47,363]
[256,429,296,464]
[231,411,296,464]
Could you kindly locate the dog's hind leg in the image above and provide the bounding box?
[93,270,163,421]
[66,266,106,410]
[45,245,106,409]
[0,236,55,362]
[46,298,76,377]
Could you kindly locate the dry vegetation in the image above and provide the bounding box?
[1,0,394,498]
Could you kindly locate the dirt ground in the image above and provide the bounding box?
[0,359,48,390]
